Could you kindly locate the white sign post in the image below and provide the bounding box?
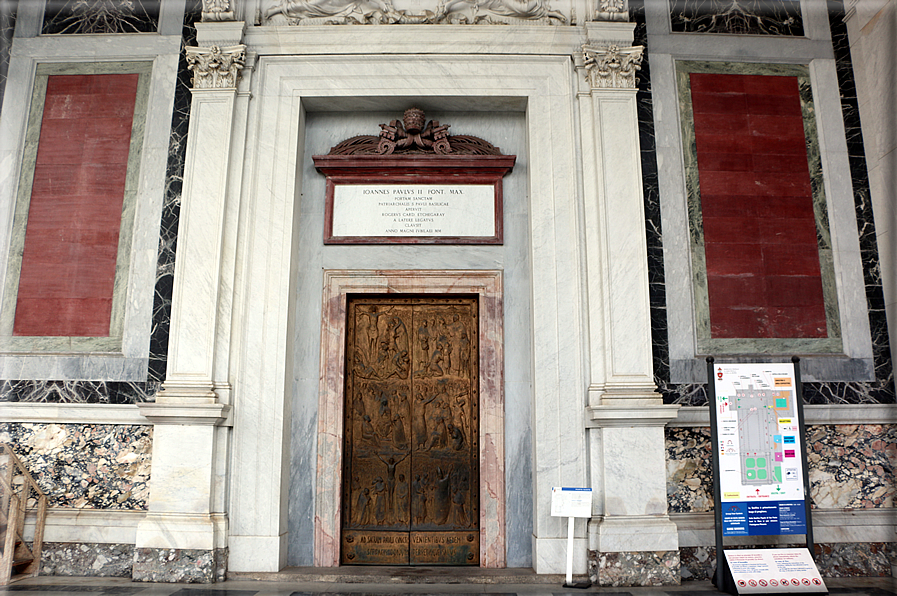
[551,487,592,588]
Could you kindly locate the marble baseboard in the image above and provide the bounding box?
[588,550,680,587]
[39,542,134,577]
[680,543,896,581]
[131,547,227,583]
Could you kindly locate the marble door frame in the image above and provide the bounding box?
[314,270,505,567]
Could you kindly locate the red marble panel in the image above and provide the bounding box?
[693,152,754,173]
[13,73,138,337]
[704,243,763,275]
[694,132,754,155]
[693,112,750,135]
[738,75,796,96]
[708,307,769,339]
[701,215,761,243]
[769,306,828,338]
[752,153,811,174]
[761,244,823,277]
[690,72,827,339]
[765,275,827,307]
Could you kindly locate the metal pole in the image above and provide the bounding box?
[565,516,575,586]
[706,356,726,591]
[792,356,816,559]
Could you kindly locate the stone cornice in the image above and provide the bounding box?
[586,404,681,427]
[137,402,233,426]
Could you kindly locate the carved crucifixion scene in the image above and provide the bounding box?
[341,297,479,565]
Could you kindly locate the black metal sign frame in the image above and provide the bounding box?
[706,356,817,594]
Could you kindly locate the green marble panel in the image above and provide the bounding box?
[676,60,842,357]
[0,61,152,354]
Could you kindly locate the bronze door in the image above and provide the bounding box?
[341,296,479,565]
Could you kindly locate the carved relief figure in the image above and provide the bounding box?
[435,0,565,23]
[264,0,565,24]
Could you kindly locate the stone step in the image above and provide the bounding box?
[228,567,574,585]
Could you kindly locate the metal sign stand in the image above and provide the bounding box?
[707,356,823,594]
[550,487,592,589]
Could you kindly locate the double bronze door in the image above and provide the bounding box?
[341,296,479,565]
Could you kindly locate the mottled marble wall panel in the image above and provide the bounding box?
[807,424,895,508]
[669,0,803,36]
[42,0,159,34]
[666,425,896,513]
[680,543,896,580]
[0,423,152,509]
[39,543,135,577]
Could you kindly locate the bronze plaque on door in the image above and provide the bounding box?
[341,296,479,565]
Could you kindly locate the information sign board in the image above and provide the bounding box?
[713,362,807,536]
[724,548,826,593]
[550,487,592,518]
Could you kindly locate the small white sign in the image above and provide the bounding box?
[551,487,592,518]
[331,184,495,238]
[725,548,827,593]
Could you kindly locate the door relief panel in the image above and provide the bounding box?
[341,296,479,565]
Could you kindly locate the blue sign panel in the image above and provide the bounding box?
[723,500,807,536]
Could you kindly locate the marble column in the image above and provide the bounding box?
[576,31,681,586]
[134,18,247,584]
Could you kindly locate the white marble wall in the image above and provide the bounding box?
[845,0,897,379]
[292,113,530,568]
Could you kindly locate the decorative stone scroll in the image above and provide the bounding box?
[186,44,246,89]
[581,43,643,90]
[329,108,503,157]
[313,109,516,245]
[264,0,566,25]
[202,0,235,21]
[595,0,627,21]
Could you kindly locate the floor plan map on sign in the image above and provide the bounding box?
[714,363,807,536]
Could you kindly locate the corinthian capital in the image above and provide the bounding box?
[202,0,235,21]
[581,43,644,90]
[186,44,246,90]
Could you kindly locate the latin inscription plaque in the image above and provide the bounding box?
[315,153,515,246]
[332,184,495,239]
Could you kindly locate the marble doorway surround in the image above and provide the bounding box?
[315,270,504,567]
[224,48,595,575]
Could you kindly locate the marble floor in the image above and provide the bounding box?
[0,577,895,596]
